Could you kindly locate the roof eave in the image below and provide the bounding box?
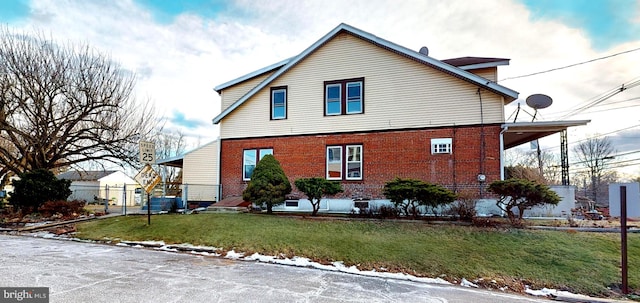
[456,60,510,70]
[213,57,293,93]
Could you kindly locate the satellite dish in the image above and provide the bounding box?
[526,94,553,110]
[419,46,429,56]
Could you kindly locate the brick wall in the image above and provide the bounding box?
[220,125,502,199]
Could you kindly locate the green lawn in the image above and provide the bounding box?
[76,213,639,296]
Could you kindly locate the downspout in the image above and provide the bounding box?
[500,125,508,180]
[477,88,486,198]
[216,137,222,202]
[452,126,457,192]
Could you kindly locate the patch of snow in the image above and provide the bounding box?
[31,232,58,239]
[223,252,450,285]
[156,246,178,252]
[24,221,53,227]
[225,250,244,259]
[525,286,586,300]
[190,250,221,257]
[172,243,221,252]
[460,278,478,288]
[122,240,165,247]
[115,243,129,247]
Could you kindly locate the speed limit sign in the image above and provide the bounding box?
[139,141,156,164]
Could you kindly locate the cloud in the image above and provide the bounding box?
[169,111,207,130]
[4,0,639,175]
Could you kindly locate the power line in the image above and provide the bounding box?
[545,96,640,118]
[559,77,640,119]
[541,123,640,151]
[499,47,640,82]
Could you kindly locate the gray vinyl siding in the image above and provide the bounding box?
[219,32,506,139]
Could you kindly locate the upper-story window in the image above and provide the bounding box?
[324,78,364,116]
[271,86,287,120]
[243,148,273,180]
[431,138,452,154]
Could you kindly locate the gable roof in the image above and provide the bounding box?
[212,23,519,125]
[214,58,292,94]
[57,170,117,181]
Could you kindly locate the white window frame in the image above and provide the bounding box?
[326,146,343,180]
[346,81,363,114]
[346,145,362,180]
[431,138,452,154]
[271,88,286,120]
[243,148,274,181]
[326,144,363,180]
[325,84,342,115]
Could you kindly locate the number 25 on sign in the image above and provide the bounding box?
[139,141,155,164]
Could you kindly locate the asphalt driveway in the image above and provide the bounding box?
[0,234,578,302]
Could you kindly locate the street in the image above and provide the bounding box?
[0,234,553,302]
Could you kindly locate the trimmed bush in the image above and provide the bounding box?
[242,155,291,214]
[383,177,457,219]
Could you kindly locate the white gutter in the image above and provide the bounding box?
[499,125,508,180]
[216,137,222,201]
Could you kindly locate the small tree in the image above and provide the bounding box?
[294,177,343,216]
[488,178,561,226]
[8,169,72,214]
[383,178,457,218]
[242,155,291,214]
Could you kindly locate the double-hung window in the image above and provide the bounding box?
[326,144,363,180]
[243,148,273,180]
[271,86,287,120]
[324,78,364,116]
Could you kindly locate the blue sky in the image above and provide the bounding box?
[0,0,28,22]
[136,0,230,23]
[521,0,639,50]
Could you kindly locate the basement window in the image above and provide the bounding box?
[285,200,299,208]
[431,138,452,154]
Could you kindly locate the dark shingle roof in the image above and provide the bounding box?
[57,170,116,181]
[441,56,510,68]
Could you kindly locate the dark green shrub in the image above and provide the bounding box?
[242,155,291,214]
[9,169,72,214]
[488,178,561,226]
[382,177,457,219]
[294,177,342,216]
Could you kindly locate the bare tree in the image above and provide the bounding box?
[504,148,561,184]
[154,129,187,195]
[0,27,157,185]
[572,136,615,205]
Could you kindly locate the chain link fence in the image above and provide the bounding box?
[69,183,221,210]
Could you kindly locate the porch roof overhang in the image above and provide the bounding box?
[502,120,590,149]
[156,155,184,168]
